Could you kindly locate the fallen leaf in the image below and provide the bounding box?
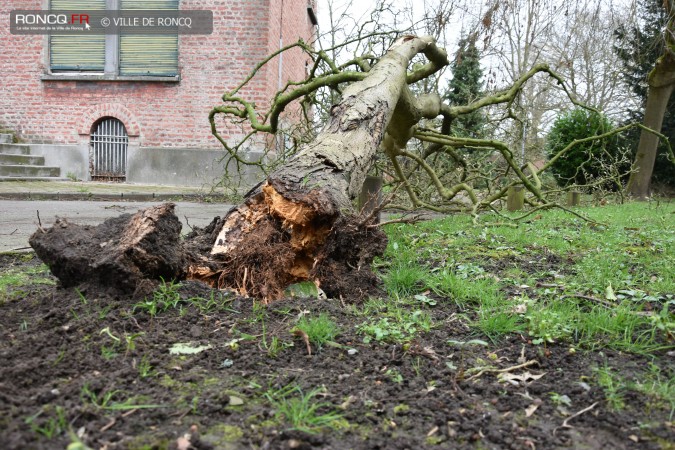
[169,342,212,355]
[498,371,546,385]
[605,283,617,301]
[340,395,357,410]
[628,435,639,443]
[292,329,312,356]
[228,395,244,406]
[512,303,528,314]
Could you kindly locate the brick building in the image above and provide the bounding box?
[0,0,317,186]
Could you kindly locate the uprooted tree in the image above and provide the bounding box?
[29,33,667,302]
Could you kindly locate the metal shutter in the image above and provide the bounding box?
[49,0,106,71]
[119,0,179,76]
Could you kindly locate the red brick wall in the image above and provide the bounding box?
[0,0,316,148]
[265,0,317,127]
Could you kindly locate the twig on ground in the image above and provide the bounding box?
[562,293,614,308]
[100,417,116,432]
[465,359,539,382]
[184,215,193,231]
[121,408,138,418]
[36,210,45,233]
[170,408,192,425]
[554,402,599,434]
[368,213,428,228]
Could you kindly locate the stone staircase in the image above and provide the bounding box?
[0,134,67,181]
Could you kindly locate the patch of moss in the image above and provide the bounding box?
[126,434,171,450]
[328,417,351,430]
[202,424,244,448]
[425,435,447,445]
[393,404,410,415]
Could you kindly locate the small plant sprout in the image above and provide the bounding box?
[549,392,572,407]
[99,327,120,343]
[25,405,67,439]
[75,288,87,305]
[138,355,158,378]
[124,332,145,356]
[595,365,626,411]
[385,368,404,384]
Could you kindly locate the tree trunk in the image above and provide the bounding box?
[189,36,446,301]
[628,82,674,199]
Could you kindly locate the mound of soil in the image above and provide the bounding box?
[1,253,673,449]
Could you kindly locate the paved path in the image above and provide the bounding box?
[0,200,233,253]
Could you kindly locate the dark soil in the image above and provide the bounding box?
[1,252,673,450]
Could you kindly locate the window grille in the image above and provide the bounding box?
[90,118,128,180]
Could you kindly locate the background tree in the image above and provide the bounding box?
[546,108,627,190]
[615,0,675,195]
[446,37,485,138]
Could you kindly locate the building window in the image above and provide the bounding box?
[49,0,179,77]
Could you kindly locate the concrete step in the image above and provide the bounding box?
[0,144,32,155]
[0,165,61,178]
[0,153,45,165]
[0,176,71,182]
[0,134,12,144]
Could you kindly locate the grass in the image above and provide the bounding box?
[25,405,67,439]
[264,385,343,433]
[133,279,237,317]
[0,256,55,304]
[80,384,165,411]
[380,202,675,354]
[294,314,340,350]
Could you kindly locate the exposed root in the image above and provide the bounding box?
[187,182,386,301]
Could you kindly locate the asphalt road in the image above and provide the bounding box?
[0,200,233,253]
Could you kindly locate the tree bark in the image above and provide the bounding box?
[628,82,674,199]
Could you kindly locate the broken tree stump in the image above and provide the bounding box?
[566,191,581,207]
[29,203,185,295]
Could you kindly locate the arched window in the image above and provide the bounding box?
[90,117,129,181]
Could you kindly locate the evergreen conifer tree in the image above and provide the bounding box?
[447,38,485,138]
